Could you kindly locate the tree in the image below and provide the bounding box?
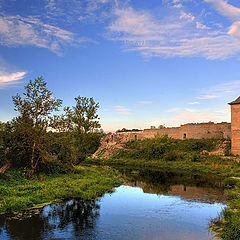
[12,77,62,173]
[0,122,8,169]
[72,96,101,133]
[51,96,101,165]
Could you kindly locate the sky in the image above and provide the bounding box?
[0,0,240,131]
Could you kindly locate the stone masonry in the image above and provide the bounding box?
[111,122,231,142]
[229,96,240,155]
[93,122,231,158]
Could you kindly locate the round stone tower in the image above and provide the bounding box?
[229,96,240,155]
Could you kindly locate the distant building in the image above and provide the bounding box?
[229,96,240,155]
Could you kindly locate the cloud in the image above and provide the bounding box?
[173,4,183,8]
[149,118,165,127]
[205,0,240,19]
[196,22,210,29]
[45,0,116,23]
[229,21,240,39]
[115,105,131,115]
[107,6,240,59]
[0,15,88,55]
[197,95,218,99]
[166,108,181,113]
[0,72,26,89]
[188,101,200,105]
[172,106,230,124]
[216,108,229,114]
[180,12,195,22]
[200,80,240,101]
[138,101,152,105]
[176,111,216,121]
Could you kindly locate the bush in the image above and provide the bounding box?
[113,136,220,160]
[217,210,240,240]
[37,160,71,174]
[191,153,201,162]
[163,151,183,161]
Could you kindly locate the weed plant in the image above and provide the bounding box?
[0,167,121,215]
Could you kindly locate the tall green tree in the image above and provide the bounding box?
[73,96,101,133]
[12,77,62,172]
[51,96,101,165]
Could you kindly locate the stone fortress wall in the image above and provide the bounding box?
[230,103,240,155]
[95,96,240,156]
[109,122,231,143]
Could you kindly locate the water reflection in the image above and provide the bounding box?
[0,200,100,240]
[120,168,227,203]
[0,169,227,240]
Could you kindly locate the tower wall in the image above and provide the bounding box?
[231,104,240,155]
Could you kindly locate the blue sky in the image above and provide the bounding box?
[1,0,240,131]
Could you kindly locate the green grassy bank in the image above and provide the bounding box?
[86,155,240,177]
[0,166,122,215]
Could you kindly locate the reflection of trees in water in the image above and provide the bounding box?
[48,200,100,233]
[120,168,226,201]
[120,168,225,189]
[0,199,100,240]
[0,212,50,240]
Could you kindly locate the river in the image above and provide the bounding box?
[0,169,227,240]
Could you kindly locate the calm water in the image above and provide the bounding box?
[0,169,227,240]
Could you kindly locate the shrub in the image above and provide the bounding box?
[113,136,220,160]
[163,151,183,161]
[191,153,201,162]
[216,209,240,240]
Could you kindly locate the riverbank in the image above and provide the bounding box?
[85,155,240,177]
[0,166,122,215]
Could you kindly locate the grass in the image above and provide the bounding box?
[113,136,222,160]
[0,166,122,215]
[85,155,240,177]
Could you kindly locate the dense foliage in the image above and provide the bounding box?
[0,77,102,174]
[113,135,221,161]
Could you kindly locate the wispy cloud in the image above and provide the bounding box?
[149,118,165,127]
[188,101,200,105]
[176,110,216,122]
[196,21,210,30]
[197,95,218,99]
[0,15,88,55]
[205,0,240,19]
[200,80,240,101]
[137,101,152,105]
[0,72,26,89]
[166,108,181,113]
[174,107,229,123]
[216,108,229,114]
[107,2,240,59]
[45,0,116,23]
[115,105,131,115]
[2,0,240,59]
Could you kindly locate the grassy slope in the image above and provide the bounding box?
[0,166,122,215]
[86,156,240,177]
